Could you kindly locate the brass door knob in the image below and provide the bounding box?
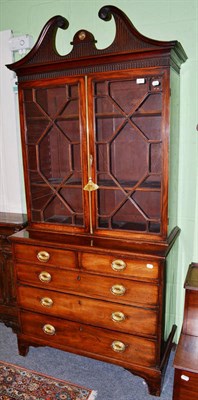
[111,284,126,296]
[111,340,126,352]
[37,251,50,262]
[40,297,53,307]
[43,324,56,335]
[39,271,52,283]
[111,311,125,322]
[111,259,126,271]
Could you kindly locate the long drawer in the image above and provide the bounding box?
[16,264,159,307]
[19,310,157,368]
[17,285,158,337]
[14,244,76,268]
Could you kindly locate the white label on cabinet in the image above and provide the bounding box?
[146,263,154,269]
[152,80,160,86]
[136,78,145,84]
[181,374,190,381]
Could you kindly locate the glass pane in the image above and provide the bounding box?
[43,196,73,224]
[109,79,149,114]
[31,186,53,210]
[23,83,84,226]
[110,123,148,186]
[60,187,83,214]
[132,93,162,140]
[25,102,50,144]
[150,143,162,173]
[39,126,71,182]
[93,75,163,234]
[98,189,126,217]
[112,200,147,231]
[95,117,124,142]
[132,191,161,219]
[36,86,66,117]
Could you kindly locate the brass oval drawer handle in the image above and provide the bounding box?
[111,311,126,322]
[111,284,126,296]
[111,340,126,352]
[37,251,50,262]
[39,271,52,283]
[40,297,53,308]
[43,324,56,336]
[111,259,126,271]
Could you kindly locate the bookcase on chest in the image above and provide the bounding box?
[7,5,187,396]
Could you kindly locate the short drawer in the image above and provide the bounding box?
[20,310,157,368]
[16,264,159,307]
[18,285,158,337]
[81,253,160,280]
[14,244,76,268]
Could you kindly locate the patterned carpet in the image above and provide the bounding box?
[0,360,97,400]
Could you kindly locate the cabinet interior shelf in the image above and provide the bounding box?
[95,111,162,118]
[33,214,160,232]
[26,115,80,121]
[30,179,161,191]
[26,111,161,122]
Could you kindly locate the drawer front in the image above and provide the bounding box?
[20,310,157,367]
[14,244,76,268]
[18,285,158,337]
[17,264,159,307]
[173,368,198,400]
[81,253,160,280]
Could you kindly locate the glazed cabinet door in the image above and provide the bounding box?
[19,77,89,233]
[87,70,169,240]
[19,70,169,238]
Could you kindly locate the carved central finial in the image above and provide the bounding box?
[78,31,86,40]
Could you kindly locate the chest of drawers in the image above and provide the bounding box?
[11,229,177,396]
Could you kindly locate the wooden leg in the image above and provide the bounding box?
[146,378,161,397]
[127,368,161,397]
[17,337,29,356]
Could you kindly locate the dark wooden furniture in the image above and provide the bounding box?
[0,212,27,331]
[173,263,198,400]
[7,6,187,396]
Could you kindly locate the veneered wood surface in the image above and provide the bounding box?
[174,334,198,373]
[17,285,158,337]
[173,368,198,400]
[16,263,159,307]
[81,252,160,280]
[183,291,198,336]
[173,264,198,399]
[14,243,76,267]
[184,263,198,291]
[19,310,157,368]
[0,212,27,331]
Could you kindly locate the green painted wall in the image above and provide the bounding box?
[0,0,198,341]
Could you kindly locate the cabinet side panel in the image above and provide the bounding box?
[168,68,180,234]
[165,68,180,341]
